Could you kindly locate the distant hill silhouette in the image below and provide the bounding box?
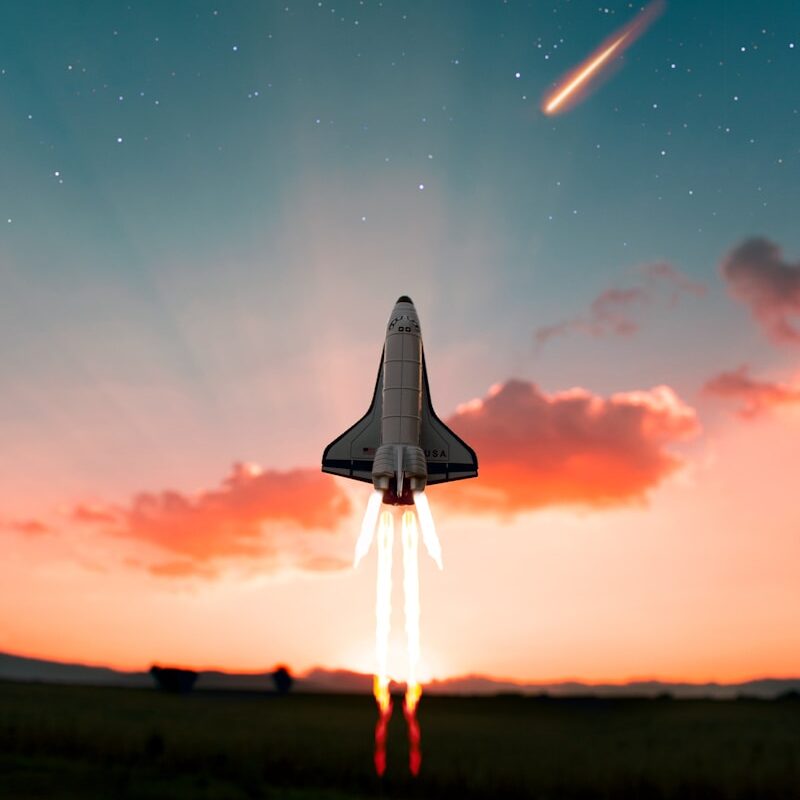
[0,651,149,687]
[302,667,373,693]
[2,651,799,699]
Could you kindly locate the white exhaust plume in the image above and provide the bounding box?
[354,490,383,567]
[412,491,443,570]
[402,510,421,693]
[374,510,394,711]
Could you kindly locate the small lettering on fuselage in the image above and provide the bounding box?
[388,315,420,333]
[424,449,447,459]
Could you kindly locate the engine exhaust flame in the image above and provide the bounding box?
[372,509,394,776]
[542,0,666,116]
[412,490,443,570]
[403,700,422,776]
[373,677,392,778]
[355,494,444,776]
[402,510,423,775]
[354,490,383,567]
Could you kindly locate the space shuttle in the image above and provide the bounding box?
[322,296,478,505]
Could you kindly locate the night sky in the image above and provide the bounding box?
[1,1,799,683]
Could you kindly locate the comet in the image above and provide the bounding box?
[322,296,479,775]
[542,0,666,115]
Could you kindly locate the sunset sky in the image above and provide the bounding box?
[1,0,799,684]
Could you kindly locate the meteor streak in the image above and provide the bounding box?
[542,0,666,115]
[544,33,628,114]
[322,296,479,775]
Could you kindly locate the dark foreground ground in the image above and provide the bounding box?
[1,681,798,799]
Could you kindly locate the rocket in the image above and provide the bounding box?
[322,296,478,505]
[324,296,474,776]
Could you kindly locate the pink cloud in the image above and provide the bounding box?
[535,287,646,348]
[438,380,700,514]
[643,262,706,302]
[703,366,800,418]
[721,237,800,344]
[535,263,705,349]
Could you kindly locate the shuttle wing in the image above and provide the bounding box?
[420,351,478,484]
[321,349,383,483]
[321,347,478,487]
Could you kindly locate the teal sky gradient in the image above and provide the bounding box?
[0,0,797,518]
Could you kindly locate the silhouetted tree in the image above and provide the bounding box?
[150,665,197,694]
[272,665,294,695]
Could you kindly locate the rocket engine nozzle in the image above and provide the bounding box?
[372,444,427,505]
[381,479,416,506]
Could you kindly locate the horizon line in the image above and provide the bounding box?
[2,649,798,688]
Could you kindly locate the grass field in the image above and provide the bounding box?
[1,681,799,799]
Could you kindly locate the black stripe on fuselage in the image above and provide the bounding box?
[322,458,475,475]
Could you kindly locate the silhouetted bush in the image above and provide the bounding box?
[272,665,293,695]
[150,666,197,694]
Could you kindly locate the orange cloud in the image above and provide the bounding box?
[147,560,219,579]
[71,504,119,524]
[703,366,800,418]
[722,237,800,344]
[6,519,51,535]
[73,463,352,577]
[534,263,705,350]
[437,380,699,514]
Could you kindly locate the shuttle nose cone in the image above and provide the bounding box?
[397,295,413,304]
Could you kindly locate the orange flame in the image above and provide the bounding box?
[373,675,392,714]
[403,690,422,776]
[542,0,666,115]
[373,676,393,776]
[404,680,423,775]
[405,680,422,713]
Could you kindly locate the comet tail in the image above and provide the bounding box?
[542,0,666,115]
